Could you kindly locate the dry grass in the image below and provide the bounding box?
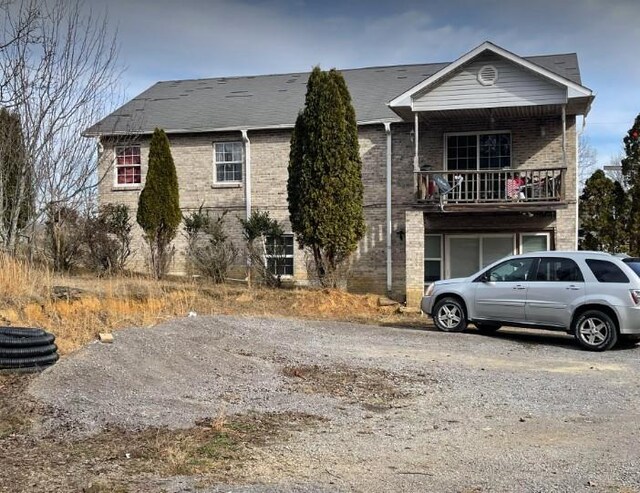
[0,253,424,355]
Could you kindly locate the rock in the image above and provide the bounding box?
[397,305,421,314]
[50,286,85,302]
[98,333,113,343]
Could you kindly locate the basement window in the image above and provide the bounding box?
[265,234,294,276]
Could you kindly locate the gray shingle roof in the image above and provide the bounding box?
[84,53,582,136]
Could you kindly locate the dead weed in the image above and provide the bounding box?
[282,364,415,408]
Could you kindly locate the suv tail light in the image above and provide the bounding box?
[630,289,640,305]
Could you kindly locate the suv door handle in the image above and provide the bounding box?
[566,285,581,290]
[513,285,526,290]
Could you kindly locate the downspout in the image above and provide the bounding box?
[241,130,251,219]
[577,115,584,249]
[242,129,252,283]
[384,122,392,296]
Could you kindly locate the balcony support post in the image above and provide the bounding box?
[561,104,567,169]
[413,112,420,172]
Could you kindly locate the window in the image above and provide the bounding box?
[446,132,511,170]
[483,257,536,282]
[424,235,442,283]
[265,234,294,276]
[535,258,584,282]
[115,146,141,185]
[586,259,629,283]
[446,234,515,279]
[520,233,550,254]
[214,142,243,183]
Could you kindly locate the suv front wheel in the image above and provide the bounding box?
[433,297,468,333]
[573,310,618,351]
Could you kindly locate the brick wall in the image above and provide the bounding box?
[98,112,577,300]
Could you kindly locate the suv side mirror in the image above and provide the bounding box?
[478,272,490,283]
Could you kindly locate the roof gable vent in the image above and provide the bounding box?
[477,65,498,86]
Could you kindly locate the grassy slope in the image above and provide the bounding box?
[0,254,424,355]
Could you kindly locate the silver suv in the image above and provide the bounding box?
[421,251,640,351]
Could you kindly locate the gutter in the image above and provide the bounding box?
[82,119,402,138]
[384,122,393,296]
[241,129,251,220]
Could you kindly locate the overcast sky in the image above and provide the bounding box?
[100,0,639,168]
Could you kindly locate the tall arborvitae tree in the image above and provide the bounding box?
[287,67,365,288]
[0,108,34,251]
[579,169,629,253]
[622,114,640,255]
[137,128,181,279]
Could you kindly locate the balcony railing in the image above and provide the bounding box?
[415,168,566,206]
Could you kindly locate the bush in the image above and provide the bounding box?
[239,210,285,288]
[43,204,84,272]
[83,204,133,275]
[137,128,181,279]
[183,207,238,283]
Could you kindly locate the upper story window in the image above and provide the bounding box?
[446,132,511,170]
[214,142,243,183]
[115,146,141,185]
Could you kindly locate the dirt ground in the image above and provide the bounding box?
[3,315,640,492]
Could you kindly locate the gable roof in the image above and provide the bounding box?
[389,41,592,109]
[84,49,584,137]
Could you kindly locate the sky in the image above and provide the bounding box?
[96,0,640,168]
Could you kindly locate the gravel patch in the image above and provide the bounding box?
[28,315,640,492]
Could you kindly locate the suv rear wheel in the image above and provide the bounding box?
[433,297,467,333]
[573,310,618,351]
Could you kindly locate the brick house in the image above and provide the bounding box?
[85,41,594,306]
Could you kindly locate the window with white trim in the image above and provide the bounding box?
[265,234,294,276]
[214,142,243,183]
[424,234,442,284]
[115,146,141,185]
[446,132,511,170]
[519,233,550,254]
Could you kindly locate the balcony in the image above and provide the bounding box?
[415,167,567,212]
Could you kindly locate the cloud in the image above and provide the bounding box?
[95,0,639,166]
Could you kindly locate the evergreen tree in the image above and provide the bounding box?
[0,108,34,250]
[579,169,629,253]
[287,67,365,287]
[137,128,181,279]
[622,114,640,255]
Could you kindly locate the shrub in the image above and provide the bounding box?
[83,204,133,274]
[43,204,84,272]
[137,128,181,279]
[239,210,285,288]
[183,207,238,283]
[287,67,365,288]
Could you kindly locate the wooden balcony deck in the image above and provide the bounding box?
[415,168,567,212]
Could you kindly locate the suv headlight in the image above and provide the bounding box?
[425,283,435,296]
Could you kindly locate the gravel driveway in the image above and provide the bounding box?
[30,315,640,492]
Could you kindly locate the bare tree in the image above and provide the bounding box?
[0,0,123,253]
[604,152,627,188]
[578,134,598,191]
